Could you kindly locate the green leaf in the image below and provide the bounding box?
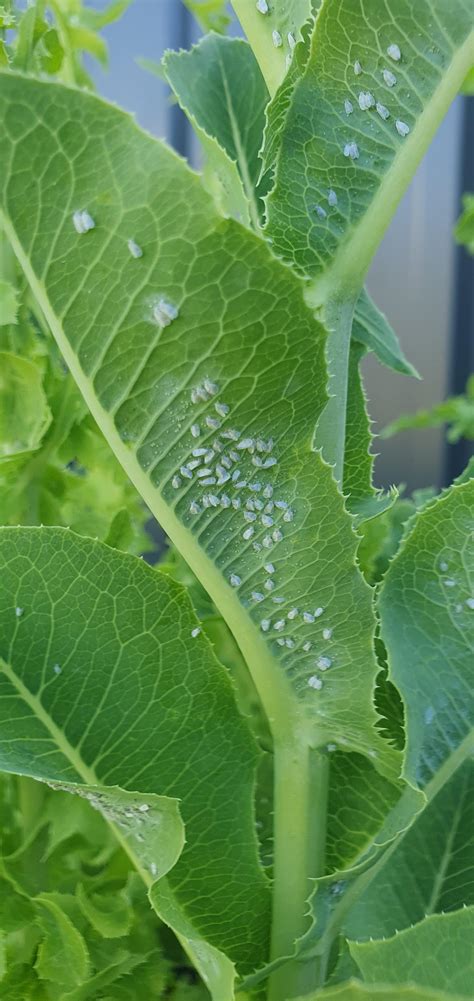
[344,759,474,939]
[264,1,474,294]
[232,0,314,95]
[163,35,269,227]
[0,278,18,324]
[35,893,90,988]
[0,74,399,783]
[325,752,400,873]
[76,883,132,940]
[0,963,48,1000]
[0,875,35,931]
[378,481,474,789]
[0,527,269,985]
[349,907,474,997]
[0,352,51,462]
[352,290,418,378]
[454,193,474,253]
[294,982,469,1001]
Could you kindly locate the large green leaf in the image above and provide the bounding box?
[0,75,398,783]
[263,0,473,294]
[163,34,269,227]
[344,759,474,939]
[378,481,474,789]
[0,527,270,987]
[349,907,474,997]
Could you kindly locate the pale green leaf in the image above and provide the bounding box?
[349,907,474,997]
[294,981,469,1001]
[0,527,269,983]
[344,759,474,939]
[378,481,474,789]
[35,893,90,988]
[76,883,132,940]
[163,35,269,227]
[232,0,314,95]
[0,75,399,782]
[0,278,18,324]
[325,751,400,873]
[352,290,418,378]
[0,352,51,462]
[79,0,132,31]
[264,0,474,296]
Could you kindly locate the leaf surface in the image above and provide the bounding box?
[352,290,417,378]
[232,0,314,95]
[349,908,474,996]
[378,480,474,788]
[0,526,268,983]
[344,759,474,939]
[35,893,90,988]
[264,0,473,296]
[0,352,51,462]
[0,74,398,776]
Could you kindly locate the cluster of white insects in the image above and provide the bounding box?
[342,44,410,163]
[170,379,337,694]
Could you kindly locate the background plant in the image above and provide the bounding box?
[0,2,472,1000]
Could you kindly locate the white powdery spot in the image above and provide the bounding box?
[15,607,23,618]
[229,573,241,588]
[191,627,201,638]
[308,675,323,690]
[256,0,268,11]
[353,60,362,75]
[53,663,62,675]
[344,99,354,115]
[314,204,327,219]
[317,656,332,670]
[272,29,282,47]
[328,189,338,207]
[466,598,474,609]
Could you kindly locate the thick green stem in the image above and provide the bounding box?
[309,294,355,487]
[268,742,329,1000]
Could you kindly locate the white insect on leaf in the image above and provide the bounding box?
[353,60,362,75]
[395,119,410,137]
[308,675,323,690]
[127,238,143,258]
[382,68,397,87]
[387,43,401,61]
[344,99,354,115]
[152,297,179,328]
[343,141,359,160]
[72,209,95,234]
[358,91,375,110]
[376,102,390,120]
[272,29,282,47]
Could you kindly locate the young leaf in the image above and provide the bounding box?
[182,0,231,34]
[352,291,418,379]
[264,0,474,294]
[325,751,400,873]
[163,35,269,227]
[378,480,474,789]
[35,893,90,988]
[76,883,132,940]
[344,759,474,939]
[0,527,270,981]
[0,75,399,782]
[454,192,474,253]
[349,907,474,996]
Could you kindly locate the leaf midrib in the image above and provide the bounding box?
[1,209,297,748]
[218,51,261,231]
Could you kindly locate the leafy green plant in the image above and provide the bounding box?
[0,2,473,1000]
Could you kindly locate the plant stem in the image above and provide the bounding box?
[308,293,356,487]
[268,742,329,1000]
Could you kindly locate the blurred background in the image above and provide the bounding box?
[88,0,473,493]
